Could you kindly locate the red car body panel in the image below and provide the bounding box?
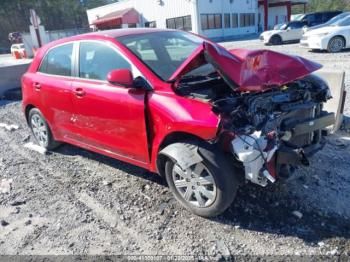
[22,28,323,174]
[22,29,219,172]
[169,41,322,92]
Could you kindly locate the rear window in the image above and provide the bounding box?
[38,43,73,77]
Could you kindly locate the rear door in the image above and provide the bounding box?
[33,42,75,139]
[285,22,305,41]
[70,40,150,163]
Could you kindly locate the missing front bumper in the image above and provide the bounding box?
[277,112,335,166]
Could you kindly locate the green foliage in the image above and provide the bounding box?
[0,0,117,47]
[293,0,350,14]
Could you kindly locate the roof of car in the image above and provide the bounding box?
[302,10,342,16]
[80,28,172,39]
[43,28,175,49]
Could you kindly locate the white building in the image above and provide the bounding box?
[87,0,307,40]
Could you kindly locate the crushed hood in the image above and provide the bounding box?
[169,42,322,92]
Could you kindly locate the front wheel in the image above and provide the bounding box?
[327,36,345,53]
[164,143,238,217]
[269,35,282,45]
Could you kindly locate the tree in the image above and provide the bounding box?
[0,0,118,48]
[293,0,350,14]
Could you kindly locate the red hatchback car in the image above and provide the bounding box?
[22,28,334,217]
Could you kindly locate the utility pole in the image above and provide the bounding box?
[30,9,42,47]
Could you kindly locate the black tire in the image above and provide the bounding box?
[327,36,345,53]
[164,142,239,217]
[269,35,282,45]
[28,108,61,150]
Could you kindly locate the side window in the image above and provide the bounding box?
[315,13,323,23]
[287,22,304,29]
[79,41,131,81]
[39,43,73,76]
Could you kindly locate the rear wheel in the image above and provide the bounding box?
[327,36,345,53]
[164,142,238,217]
[269,35,282,45]
[28,108,61,150]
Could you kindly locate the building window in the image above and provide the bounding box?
[232,13,238,28]
[240,13,255,27]
[224,13,230,28]
[145,21,157,28]
[201,14,222,30]
[166,15,192,31]
[214,14,222,28]
[201,14,208,30]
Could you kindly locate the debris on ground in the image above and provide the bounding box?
[10,200,26,206]
[23,142,47,155]
[0,123,19,131]
[0,178,13,193]
[0,220,9,227]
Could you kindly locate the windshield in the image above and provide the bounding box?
[117,31,203,80]
[280,23,288,30]
[331,16,350,26]
[292,14,304,21]
[326,12,350,25]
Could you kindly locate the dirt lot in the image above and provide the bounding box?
[0,41,350,259]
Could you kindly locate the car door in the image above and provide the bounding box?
[284,22,305,41]
[70,40,150,164]
[33,42,75,139]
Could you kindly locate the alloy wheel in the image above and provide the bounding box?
[329,38,344,53]
[31,114,48,147]
[172,162,217,208]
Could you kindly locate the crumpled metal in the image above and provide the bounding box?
[170,41,322,92]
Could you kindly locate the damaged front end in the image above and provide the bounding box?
[214,74,334,186]
[174,42,335,187]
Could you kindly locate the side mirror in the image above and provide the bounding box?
[107,69,134,87]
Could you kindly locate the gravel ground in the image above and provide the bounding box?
[0,40,350,259]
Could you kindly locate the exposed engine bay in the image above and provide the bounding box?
[176,72,335,187]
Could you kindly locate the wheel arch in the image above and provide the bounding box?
[155,132,207,178]
[24,104,36,124]
[270,34,283,43]
[331,35,346,46]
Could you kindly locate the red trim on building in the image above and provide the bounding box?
[91,8,140,29]
[258,1,306,30]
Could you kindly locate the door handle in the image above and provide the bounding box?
[33,82,41,91]
[74,88,86,97]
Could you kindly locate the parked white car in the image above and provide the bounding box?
[300,16,350,53]
[303,12,350,33]
[260,21,307,45]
